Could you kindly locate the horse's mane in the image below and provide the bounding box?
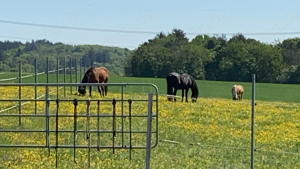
[85,66,95,75]
[81,67,95,83]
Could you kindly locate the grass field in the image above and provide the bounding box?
[1,73,300,168]
[1,72,300,103]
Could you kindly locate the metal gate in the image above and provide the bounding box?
[0,83,159,168]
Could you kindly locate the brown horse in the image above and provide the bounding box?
[78,66,109,97]
[231,85,244,101]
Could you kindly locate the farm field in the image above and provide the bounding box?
[1,72,300,103]
[0,86,300,168]
[1,74,300,168]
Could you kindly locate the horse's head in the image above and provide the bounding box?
[232,85,238,100]
[78,86,86,96]
[78,72,90,96]
[191,96,198,102]
[190,77,199,103]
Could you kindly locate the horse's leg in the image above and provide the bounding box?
[97,86,102,97]
[101,86,104,97]
[173,88,177,102]
[181,89,184,102]
[89,86,92,97]
[185,88,189,102]
[104,78,108,96]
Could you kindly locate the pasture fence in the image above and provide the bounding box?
[0,57,85,121]
[159,73,300,168]
[0,83,159,168]
[0,58,159,168]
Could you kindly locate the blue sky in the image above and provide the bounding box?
[1,0,300,49]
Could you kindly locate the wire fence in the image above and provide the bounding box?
[159,74,300,168]
[0,57,85,114]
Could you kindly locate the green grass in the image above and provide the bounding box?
[0,89,300,168]
[1,73,300,168]
[1,73,299,103]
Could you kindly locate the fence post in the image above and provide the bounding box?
[46,58,49,83]
[64,57,66,97]
[75,59,77,91]
[80,59,82,82]
[57,58,59,98]
[251,74,255,169]
[35,58,37,114]
[18,61,22,126]
[145,93,153,169]
[45,85,50,156]
[121,86,124,147]
[69,58,72,94]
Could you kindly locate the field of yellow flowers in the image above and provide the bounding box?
[1,86,300,168]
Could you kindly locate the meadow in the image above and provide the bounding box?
[0,73,300,168]
[2,72,300,103]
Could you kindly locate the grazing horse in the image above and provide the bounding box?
[78,66,109,97]
[166,72,199,102]
[231,84,244,101]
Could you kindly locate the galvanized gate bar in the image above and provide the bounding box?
[0,83,159,168]
[251,74,256,169]
[0,83,158,87]
[0,99,154,102]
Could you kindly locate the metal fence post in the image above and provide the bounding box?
[145,93,153,169]
[46,58,49,83]
[56,58,59,98]
[121,86,124,147]
[251,74,255,169]
[80,59,82,82]
[69,58,72,94]
[64,57,66,97]
[75,59,77,91]
[45,85,50,156]
[35,58,37,114]
[18,61,22,126]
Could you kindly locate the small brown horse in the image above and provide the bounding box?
[78,66,109,97]
[231,85,244,101]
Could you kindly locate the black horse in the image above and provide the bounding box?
[166,72,199,102]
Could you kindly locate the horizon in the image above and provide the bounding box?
[1,0,300,50]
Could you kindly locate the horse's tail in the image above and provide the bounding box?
[104,76,108,96]
[97,66,109,96]
[166,74,174,96]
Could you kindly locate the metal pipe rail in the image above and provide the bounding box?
[0,99,155,102]
[0,145,152,149]
[0,82,158,87]
[0,114,157,118]
[0,129,157,134]
[0,67,75,82]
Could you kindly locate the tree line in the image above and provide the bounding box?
[2,29,300,84]
[0,39,131,76]
[125,28,300,84]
